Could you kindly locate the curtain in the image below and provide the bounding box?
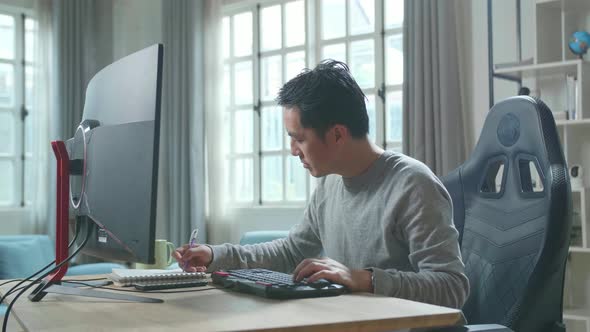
[28,0,54,234]
[203,1,223,244]
[30,0,100,236]
[53,0,99,140]
[402,0,466,176]
[160,0,207,246]
[49,0,104,264]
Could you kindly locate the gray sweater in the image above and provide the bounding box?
[208,151,469,309]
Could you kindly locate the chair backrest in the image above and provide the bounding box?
[442,96,572,332]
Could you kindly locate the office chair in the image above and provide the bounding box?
[441,96,572,332]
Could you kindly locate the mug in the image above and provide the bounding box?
[135,239,175,269]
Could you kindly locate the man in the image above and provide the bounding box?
[173,60,469,309]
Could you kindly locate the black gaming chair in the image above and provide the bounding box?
[441,96,572,332]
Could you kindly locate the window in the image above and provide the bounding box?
[0,10,35,208]
[222,0,404,205]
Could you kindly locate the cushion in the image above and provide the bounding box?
[0,236,55,279]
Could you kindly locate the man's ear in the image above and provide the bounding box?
[332,125,349,143]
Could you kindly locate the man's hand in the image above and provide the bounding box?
[292,257,373,292]
[172,244,213,272]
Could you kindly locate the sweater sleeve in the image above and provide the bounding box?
[370,171,469,309]
[206,191,324,273]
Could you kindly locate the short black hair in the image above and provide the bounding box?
[276,60,369,139]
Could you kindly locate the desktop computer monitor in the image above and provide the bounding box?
[66,44,163,264]
[24,44,164,304]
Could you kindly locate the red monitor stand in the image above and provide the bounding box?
[28,140,160,303]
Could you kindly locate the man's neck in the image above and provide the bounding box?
[338,139,384,178]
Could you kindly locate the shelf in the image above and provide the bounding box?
[565,307,590,320]
[570,246,590,253]
[537,0,590,11]
[494,60,585,79]
[556,119,590,126]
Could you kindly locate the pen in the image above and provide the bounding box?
[184,228,199,272]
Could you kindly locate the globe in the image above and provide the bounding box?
[569,31,590,59]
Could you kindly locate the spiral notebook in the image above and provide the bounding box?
[109,268,207,287]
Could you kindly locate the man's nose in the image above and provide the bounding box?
[290,139,299,156]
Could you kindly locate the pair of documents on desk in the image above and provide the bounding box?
[108,268,207,286]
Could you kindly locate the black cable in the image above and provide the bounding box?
[2,220,91,332]
[0,219,81,306]
[1,278,109,304]
[0,280,23,288]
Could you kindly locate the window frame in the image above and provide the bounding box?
[0,5,32,209]
[382,0,403,151]
[258,0,310,205]
[223,0,313,207]
[220,0,404,208]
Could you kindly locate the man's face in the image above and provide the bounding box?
[283,107,335,177]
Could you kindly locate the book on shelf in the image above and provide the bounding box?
[552,111,568,121]
[566,74,578,120]
[108,268,207,286]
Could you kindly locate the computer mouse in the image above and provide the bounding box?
[307,278,331,289]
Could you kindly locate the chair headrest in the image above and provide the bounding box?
[472,96,562,167]
[462,96,565,203]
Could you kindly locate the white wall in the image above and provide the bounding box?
[467,0,536,150]
[468,0,490,151]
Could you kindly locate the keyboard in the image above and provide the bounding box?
[211,268,347,299]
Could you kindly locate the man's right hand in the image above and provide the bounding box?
[172,244,213,272]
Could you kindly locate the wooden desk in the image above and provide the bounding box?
[1,277,461,331]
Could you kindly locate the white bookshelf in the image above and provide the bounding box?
[491,0,590,330]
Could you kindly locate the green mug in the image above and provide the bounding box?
[135,239,175,269]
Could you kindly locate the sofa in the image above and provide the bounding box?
[0,235,126,316]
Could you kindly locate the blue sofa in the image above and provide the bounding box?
[239,230,289,245]
[0,235,126,316]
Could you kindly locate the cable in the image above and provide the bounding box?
[2,220,91,332]
[0,280,23,288]
[0,219,81,307]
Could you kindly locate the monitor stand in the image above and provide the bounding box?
[28,140,161,304]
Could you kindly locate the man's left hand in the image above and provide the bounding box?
[292,257,373,292]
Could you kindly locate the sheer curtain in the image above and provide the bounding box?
[402,0,466,176]
[28,0,54,234]
[160,0,211,246]
[29,0,98,234]
[45,0,101,252]
[203,0,224,244]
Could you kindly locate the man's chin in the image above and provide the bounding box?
[307,169,325,178]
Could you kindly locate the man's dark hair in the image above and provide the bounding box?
[276,60,369,139]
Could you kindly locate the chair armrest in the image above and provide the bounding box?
[66,262,127,276]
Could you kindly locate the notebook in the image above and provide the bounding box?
[109,268,207,287]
